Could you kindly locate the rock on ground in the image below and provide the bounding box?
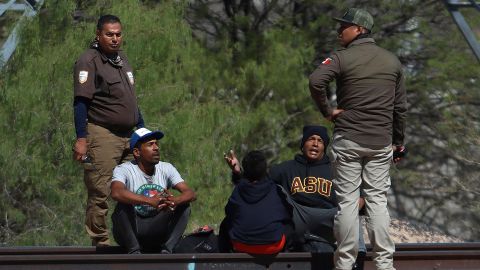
[361,218,463,243]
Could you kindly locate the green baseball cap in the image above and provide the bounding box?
[333,8,374,31]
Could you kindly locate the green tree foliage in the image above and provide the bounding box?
[386,3,480,238]
[0,0,479,245]
[0,0,322,245]
[187,0,480,239]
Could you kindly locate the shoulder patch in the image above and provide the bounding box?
[78,71,88,84]
[126,71,134,85]
[321,57,333,65]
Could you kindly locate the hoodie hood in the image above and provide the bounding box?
[237,178,276,204]
[225,177,290,245]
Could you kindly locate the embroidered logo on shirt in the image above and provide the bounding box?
[78,71,88,84]
[321,57,332,65]
[126,71,134,85]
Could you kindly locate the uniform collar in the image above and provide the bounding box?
[96,49,124,67]
[347,37,375,48]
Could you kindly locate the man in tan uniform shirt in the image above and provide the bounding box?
[72,15,144,246]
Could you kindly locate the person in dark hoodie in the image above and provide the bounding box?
[270,125,339,253]
[219,150,291,254]
[225,126,366,269]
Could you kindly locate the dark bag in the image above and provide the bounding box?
[174,225,219,253]
[303,233,336,253]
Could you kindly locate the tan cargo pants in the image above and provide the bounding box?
[83,123,133,246]
[329,134,396,270]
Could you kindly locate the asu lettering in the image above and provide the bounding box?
[290,176,332,197]
[291,177,304,194]
[318,178,332,197]
[304,177,317,193]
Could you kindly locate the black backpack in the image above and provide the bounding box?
[174,225,219,253]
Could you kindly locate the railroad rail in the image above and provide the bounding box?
[0,243,479,270]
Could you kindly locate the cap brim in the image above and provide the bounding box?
[142,131,164,141]
[333,17,355,25]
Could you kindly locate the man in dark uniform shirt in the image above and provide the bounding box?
[309,8,407,270]
[72,14,145,246]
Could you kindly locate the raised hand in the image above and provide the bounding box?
[224,149,241,174]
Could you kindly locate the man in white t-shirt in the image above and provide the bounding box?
[110,128,196,254]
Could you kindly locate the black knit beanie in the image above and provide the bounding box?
[300,125,330,149]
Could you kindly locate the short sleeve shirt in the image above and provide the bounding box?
[73,48,139,133]
[112,160,184,192]
[112,161,184,216]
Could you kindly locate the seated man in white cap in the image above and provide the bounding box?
[110,128,196,254]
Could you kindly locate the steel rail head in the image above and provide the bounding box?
[0,0,44,69]
[468,0,480,11]
[444,0,480,63]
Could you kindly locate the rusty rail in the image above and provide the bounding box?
[0,243,479,270]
